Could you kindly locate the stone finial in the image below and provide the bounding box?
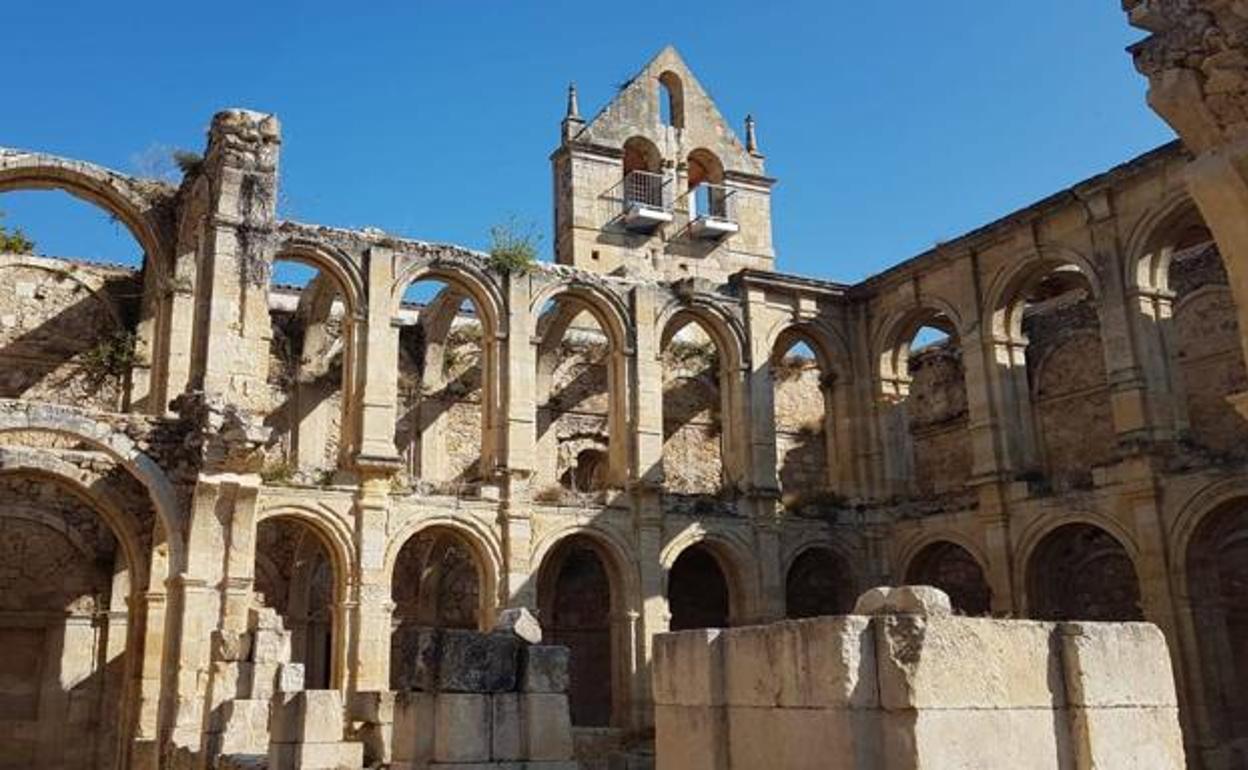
[745,113,759,154]
[852,585,952,617]
[493,607,543,644]
[566,81,581,120]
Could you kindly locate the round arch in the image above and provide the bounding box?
[383,514,504,626]
[0,150,174,274]
[660,526,757,626]
[871,302,964,391]
[392,257,507,340]
[783,543,858,618]
[767,319,852,383]
[984,247,1105,340]
[1124,190,1205,295]
[534,527,639,729]
[657,300,748,374]
[274,238,367,322]
[901,538,993,616]
[530,280,634,356]
[1018,519,1143,621]
[257,503,357,598]
[0,407,185,572]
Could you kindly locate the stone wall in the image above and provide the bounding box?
[653,588,1185,770]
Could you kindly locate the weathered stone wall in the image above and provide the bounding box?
[906,344,971,496]
[0,256,138,414]
[773,355,828,493]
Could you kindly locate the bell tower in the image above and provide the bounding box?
[551,46,776,283]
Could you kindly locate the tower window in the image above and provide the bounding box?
[658,71,685,129]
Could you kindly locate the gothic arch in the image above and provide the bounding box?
[900,537,993,616]
[256,503,356,600]
[657,299,748,373]
[1018,519,1143,621]
[531,521,640,607]
[782,542,858,618]
[274,238,367,322]
[871,302,964,393]
[766,318,852,383]
[1124,190,1204,295]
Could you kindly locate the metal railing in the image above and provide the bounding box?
[690,182,736,221]
[622,170,671,212]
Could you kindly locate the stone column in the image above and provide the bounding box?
[498,272,537,609]
[632,286,664,486]
[352,466,397,693]
[740,284,780,494]
[356,245,402,464]
[196,110,282,408]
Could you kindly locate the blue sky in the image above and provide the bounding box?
[1,1,1173,283]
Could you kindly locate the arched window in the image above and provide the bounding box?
[658,71,685,128]
[1026,524,1141,622]
[905,541,991,616]
[686,148,730,220]
[668,545,731,631]
[785,547,855,618]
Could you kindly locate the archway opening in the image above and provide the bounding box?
[1026,523,1141,621]
[879,312,969,497]
[1166,222,1248,459]
[622,137,664,211]
[0,191,147,413]
[772,333,832,500]
[254,515,337,689]
[1002,264,1112,490]
[668,544,731,631]
[657,71,685,129]
[395,279,488,490]
[0,472,138,769]
[1187,498,1248,756]
[538,536,615,727]
[904,541,991,616]
[389,527,486,689]
[535,295,619,500]
[785,547,854,619]
[264,258,351,482]
[661,318,725,495]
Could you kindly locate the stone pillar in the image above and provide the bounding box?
[352,466,397,692]
[635,495,667,731]
[498,273,537,610]
[196,110,282,408]
[356,245,402,464]
[632,286,664,485]
[740,284,780,494]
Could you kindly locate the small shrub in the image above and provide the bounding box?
[172,149,204,176]
[80,331,136,382]
[0,211,34,254]
[488,218,540,275]
[260,459,295,484]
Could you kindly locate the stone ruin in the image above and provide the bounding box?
[654,586,1187,770]
[6,3,1248,768]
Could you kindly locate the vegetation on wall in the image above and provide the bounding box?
[0,211,35,254]
[487,218,540,275]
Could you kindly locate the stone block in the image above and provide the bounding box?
[252,628,292,664]
[391,626,440,691]
[523,693,573,761]
[722,615,876,710]
[439,629,521,693]
[213,630,253,662]
[492,693,523,760]
[887,585,951,616]
[268,740,363,769]
[725,704,879,770]
[494,607,543,644]
[852,586,892,615]
[278,663,305,694]
[348,690,396,725]
[248,662,279,700]
[891,708,1073,770]
[270,690,345,744]
[1059,622,1177,708]
[433,693,490,763]
[392,691,435,763]
[652,628,725,707]
[215,698,270,756]
[654,704,727,770]
[521,646,570,693]
[1069,706,1185,769]
[250,605,285,631]
[873,615,1062,711]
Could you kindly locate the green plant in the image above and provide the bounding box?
[260,459,295,484]
[487,218,540,275]
[172,149,204,176]
[80,331,136,381]
[0,211,34,254]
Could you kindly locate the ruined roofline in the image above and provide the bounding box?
[0,251,140,275]
[846,139,1187,293]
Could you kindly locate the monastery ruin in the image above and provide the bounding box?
[2,2,1248,767]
